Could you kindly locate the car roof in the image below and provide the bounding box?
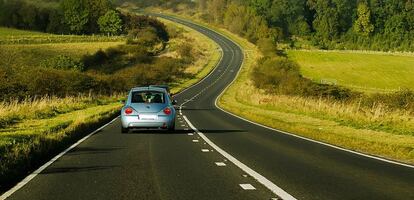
[149,85,170,92]
[131,86,166,93]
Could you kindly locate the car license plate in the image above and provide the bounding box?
[140,115,157,120]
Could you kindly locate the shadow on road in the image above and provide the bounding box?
[178,108,216,111]
[42,165,120,175]
[67,147,125,156]
[125,129,246,134]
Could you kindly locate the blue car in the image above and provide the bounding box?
[121,86,177,133]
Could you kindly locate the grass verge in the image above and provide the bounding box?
[153,10,414,165]
[0,95,122,191]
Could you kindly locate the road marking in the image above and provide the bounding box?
[208,18,414,170]
[201,149,210,152]
[1,15,229,200]
[183,116,296,200]
[188,133,194,136]
[162,15,297,199]
[192,140,199,143]
[0,117,119,200]
[215,162,226,166]
[239,184,256,190]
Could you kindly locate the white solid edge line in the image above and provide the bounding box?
[213,55,414,169]
[171,14,296,199]
[1,15,226,200]
[163,13,414,198]
[209,21,414,170]
[183,116,296,200]
[0,117,120,200]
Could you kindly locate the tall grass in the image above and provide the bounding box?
[0,95,121,129]
[187,12,414,164]
[237,84,414,136]
[0,95,123,191]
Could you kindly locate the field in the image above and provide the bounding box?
[165,12,414,164]
[0,27,124,44]
[287,50,414,93]
[0,17,223,190]
[0,27,125,69]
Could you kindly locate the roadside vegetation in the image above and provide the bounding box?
[0,0,222,192]
[135,0,414,164]
[0,95,122,191]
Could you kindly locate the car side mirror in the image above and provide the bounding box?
[172,100,177,105]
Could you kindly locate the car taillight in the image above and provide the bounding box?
[163,107,171,115]
[125,107,133,115]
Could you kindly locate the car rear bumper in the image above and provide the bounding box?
[121,115,174,129]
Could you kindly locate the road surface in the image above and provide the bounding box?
[3,14,414,200]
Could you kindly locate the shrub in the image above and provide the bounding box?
[176,42,194,63]
[40,55,85,71]
[252,56,356,100]
[98,10,123,36]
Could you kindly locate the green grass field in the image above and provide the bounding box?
[0,42,123,69]
[0,27,125,69]
[0,27,125,44]
[287,50,414,93]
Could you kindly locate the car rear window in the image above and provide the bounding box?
[131,91,165,104]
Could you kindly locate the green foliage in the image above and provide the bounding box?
[98,10,123,35]
[354,3,374,36]
[122,14,169,42]
[40,55,85,71]
[127,27,160,47]
[176,42,194,63]
[61,0,89,34]
[186,0,414,51]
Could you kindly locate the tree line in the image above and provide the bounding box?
[1,0,129,35]
[152,0,414,52]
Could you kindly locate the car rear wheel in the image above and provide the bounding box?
[121,127,129,134]
[168,122,175,132]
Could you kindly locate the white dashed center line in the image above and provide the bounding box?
[201,149,210,152]
[215,162,227,166]
[239,184,256,190]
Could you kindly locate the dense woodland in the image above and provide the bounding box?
[129,0,414,52]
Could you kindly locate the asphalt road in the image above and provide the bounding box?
[3,14,414,200]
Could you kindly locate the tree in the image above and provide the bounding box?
[19,4,37,30]
[206,0,227,24]
[47,9,67,33]
[308,0,341,40]
[87,0,113,33]
[354,3,374,36]
[98,10,123,35]
[61,0,89,34]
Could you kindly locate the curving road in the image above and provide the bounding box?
[3,14,414,200]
